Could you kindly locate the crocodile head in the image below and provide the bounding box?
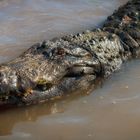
[0,39,102,106]
[0,28,125,106]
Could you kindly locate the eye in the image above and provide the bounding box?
[53,47,65,56]
[36,83,53,91]
[35,79,53,91]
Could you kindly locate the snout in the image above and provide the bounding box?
[0,66,18,95]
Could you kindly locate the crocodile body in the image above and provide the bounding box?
[0,0,139,106]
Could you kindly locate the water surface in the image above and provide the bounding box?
[1,0,140,140]
[0,0,128,63]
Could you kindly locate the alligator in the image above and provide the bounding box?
[0,0,139,106]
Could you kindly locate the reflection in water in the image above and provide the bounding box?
[0,91,91,136]
[0,101,65,135]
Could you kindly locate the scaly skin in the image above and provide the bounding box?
[0,0,139,106]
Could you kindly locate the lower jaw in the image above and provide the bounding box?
[19,74,97,106]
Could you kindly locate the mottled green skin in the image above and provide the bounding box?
[0,0,139,106]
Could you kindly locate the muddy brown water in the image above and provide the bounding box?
[1,0,140,140]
